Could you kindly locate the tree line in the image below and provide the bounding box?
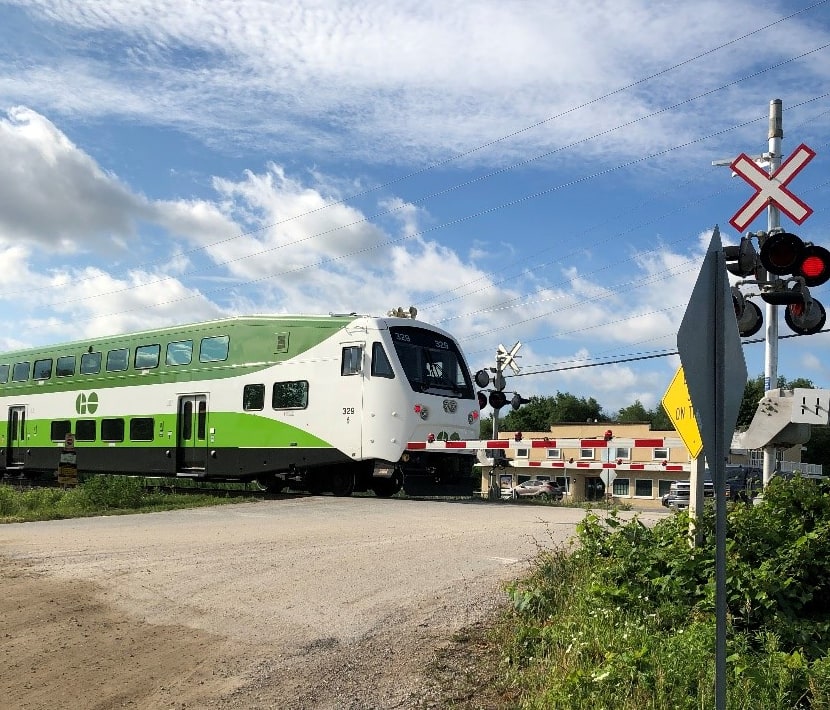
[480,375,830,468]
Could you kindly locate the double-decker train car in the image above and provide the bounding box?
[0,313,480,496]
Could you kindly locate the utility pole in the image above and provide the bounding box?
[762,99,783,487]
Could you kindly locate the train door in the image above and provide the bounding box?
[177,395,208,474]
[7,405,26,468]
[338,342,365,458]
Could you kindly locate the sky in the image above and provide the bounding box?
[0,0,829,417]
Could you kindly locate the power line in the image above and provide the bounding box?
[510,328,830,377]
[2,5,826,309]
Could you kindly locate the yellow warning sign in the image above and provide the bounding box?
[661,366,703,458]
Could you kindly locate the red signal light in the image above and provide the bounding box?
[797,244,830,287]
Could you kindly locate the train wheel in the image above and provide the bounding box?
[306,471,324,496]
[330,469,355,497]
[372,473,402,498]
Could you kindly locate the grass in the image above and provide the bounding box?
[0,475,256,523]
[425,476,830,709]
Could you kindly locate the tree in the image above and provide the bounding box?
[803,425,830,468]
[650,405,673,431]
[499,392,606,433]
[479,415,493,439]
[616,401,650,423]
[614,400,673,430]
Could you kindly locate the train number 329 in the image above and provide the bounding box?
[342,407,355,415]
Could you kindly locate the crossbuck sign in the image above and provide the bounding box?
[497,342,521,374]
[729,143,815,232]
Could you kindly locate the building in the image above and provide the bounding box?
[481,421,812,508]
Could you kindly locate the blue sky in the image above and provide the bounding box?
[0,0,829,415]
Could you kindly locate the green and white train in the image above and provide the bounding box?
[0,314,481,496]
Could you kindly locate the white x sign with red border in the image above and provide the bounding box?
[729,143,815,232]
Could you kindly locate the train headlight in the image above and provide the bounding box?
[414,404,429,420]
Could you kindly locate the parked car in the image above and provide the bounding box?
[509,479,564,501]
[661,480,714,509]
[725,466,762,502]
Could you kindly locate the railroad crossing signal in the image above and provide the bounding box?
[661,366,703,458]
[729,143,815,232]
[725,230,830,338]
[497,342,522,374]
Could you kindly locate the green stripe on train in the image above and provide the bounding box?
[0,315,358,394]
[6,412,335,450]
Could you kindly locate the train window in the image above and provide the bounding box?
[371,343,394,378]
[129,417,155,441]
[101,418,125,442]
[80,351,102,375]
[275,332,289,353]
[272,380,308,409]
[243,384,265,410]
[166,340,193,366]
[75,419,96,441]
[33,359,53,380]
[135,344,160,370]
[341,346,362,376]
[12,362,30,382]
[51,420,71,441]
[388,326,474,399]
[199,335,229,363]
[56,355,76,377]
[0,364,8,384]
[106,348,129,372]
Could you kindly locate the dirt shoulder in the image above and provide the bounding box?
[0,500,664,708]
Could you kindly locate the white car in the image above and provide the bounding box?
[508,479,565,501]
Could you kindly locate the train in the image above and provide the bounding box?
[0,312,482,496]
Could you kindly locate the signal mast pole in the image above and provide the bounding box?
[763,99,783,487]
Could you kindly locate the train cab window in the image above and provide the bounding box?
[51,420,71,441]
[243,384,265,410]
[56,355,76,377]
[0,364,8,384]
[75,419,96,441]
[371,343,394,378]
[341,346,362,376]
[106,348,129,372]
[199,335,229,363]
[129,417,155,441]
[166,340,193,366]
[101,418,125,442]
[12,362,30,382]
[273,380,309,409]
[33,358,53,380]
[80,351,102,375]
[135,344,160,370]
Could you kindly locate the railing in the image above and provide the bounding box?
[780,460,823,477]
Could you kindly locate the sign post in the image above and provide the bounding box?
[58,432,78,487]
[677,226,747,710]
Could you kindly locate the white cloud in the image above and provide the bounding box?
[3,0,827,167]
[0,107,142,251]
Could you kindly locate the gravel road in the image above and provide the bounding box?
[0,497,666,709]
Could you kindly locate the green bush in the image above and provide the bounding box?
[79,475,145,510]
[0,484,18,516]
[1,475,247,522]
[500,476,830,708]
